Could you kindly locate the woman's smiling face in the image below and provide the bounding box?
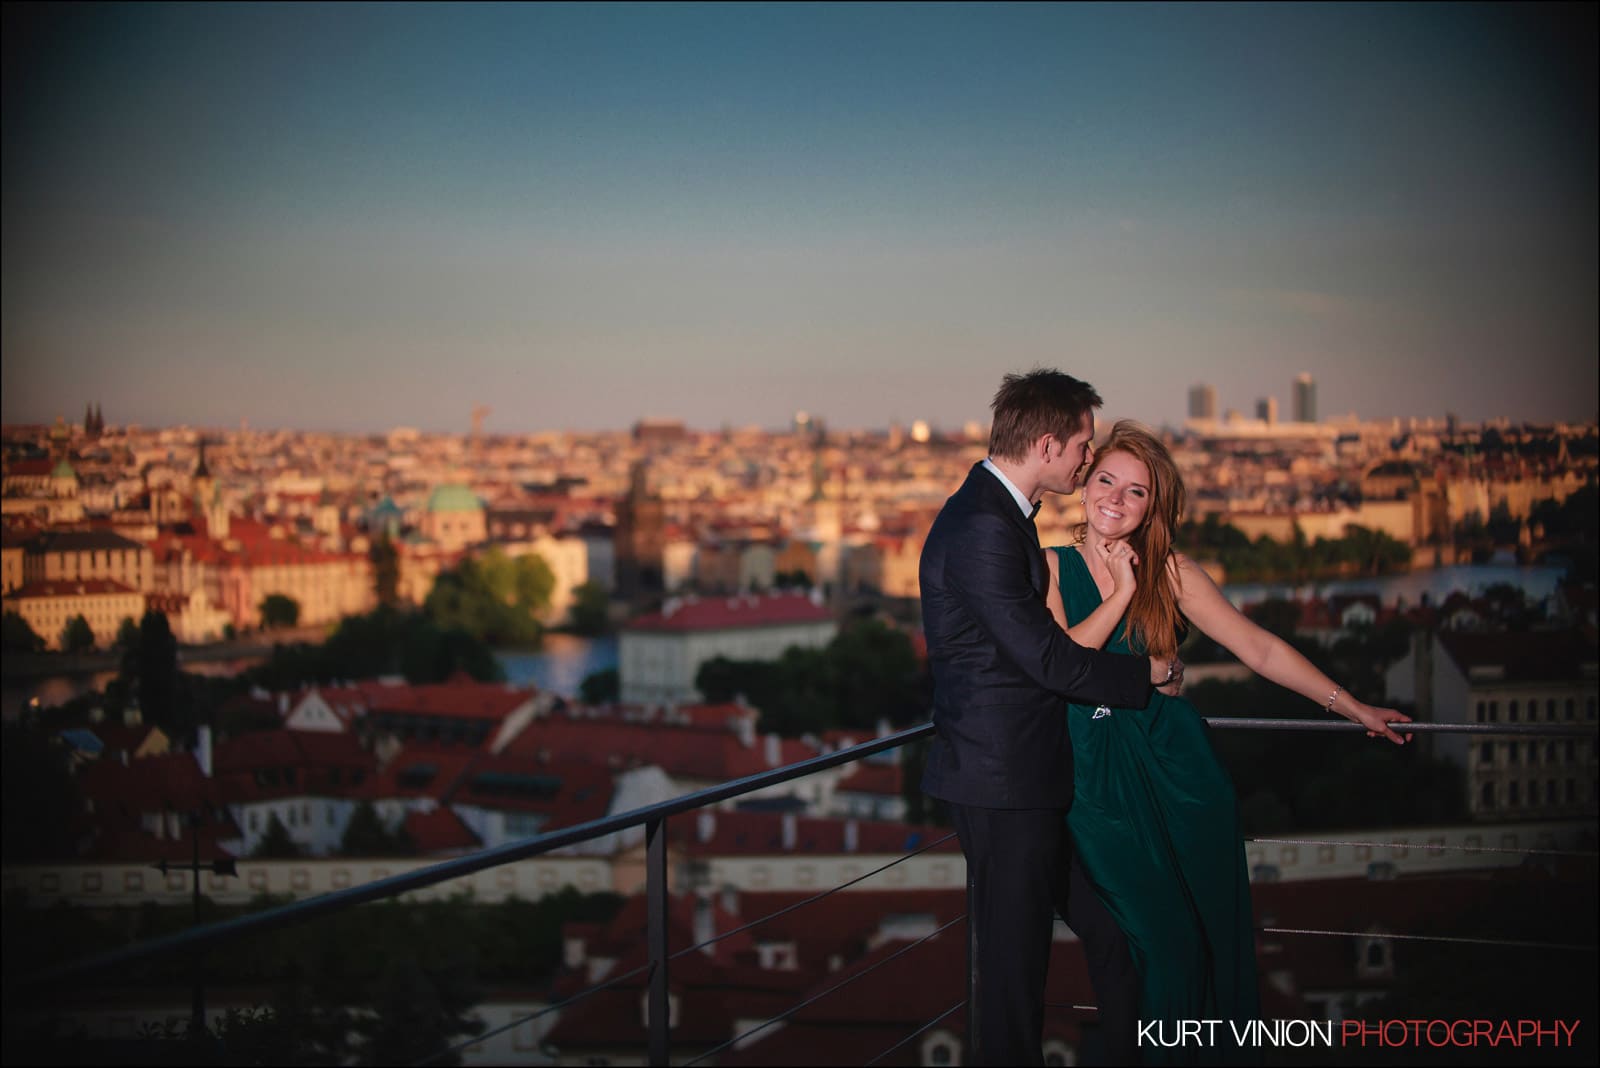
[1083,449,1152,540]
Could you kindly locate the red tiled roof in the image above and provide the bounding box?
[363,679,537,721]
[499,717,820,783]
[209,729,377,805]
[626,591,834,633]
[78,751,217,819]
[676,702,758,730]
[445,753,614,828]
[403,806,480,854]
[7,578,140,598]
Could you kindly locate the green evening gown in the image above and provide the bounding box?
[1054,547,1260,1065]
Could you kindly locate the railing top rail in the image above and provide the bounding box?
[1206,718,1595,736]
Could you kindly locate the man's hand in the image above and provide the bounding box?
[1150,655,1184,694]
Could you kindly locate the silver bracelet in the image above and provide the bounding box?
[1160,658,1179,686]
[1325,685,1343,714]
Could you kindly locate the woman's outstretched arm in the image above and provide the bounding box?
[1170,554,1412,744]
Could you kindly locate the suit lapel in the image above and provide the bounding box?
[962,463,1047,593]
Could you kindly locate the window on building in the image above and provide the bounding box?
[1480,742,1494,764]
[1488,701,1498,722]
[1566,699,1576,720]
[1509,700,1519,721]
[1547,781,1557,805]
[1587,698,1596,720]
[1507,742,1519,763]
[1547,699,1557,720]
[1509,782,1520,805]
[1475,701,1485,723]
[1480,783,1495,810]
[1568,779,1578,803]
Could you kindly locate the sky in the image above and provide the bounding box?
[2,3,1596,435]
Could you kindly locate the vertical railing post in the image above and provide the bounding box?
[966,866,979,1063]
[190,813,206,1039]
[646,816,670,1066]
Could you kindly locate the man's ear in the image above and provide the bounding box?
[1035,433,1058,462]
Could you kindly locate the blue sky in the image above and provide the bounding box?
[3,3,1595,433]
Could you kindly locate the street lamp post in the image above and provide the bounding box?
[153,812,237,1038]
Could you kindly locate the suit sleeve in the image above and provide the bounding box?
[946,510,1152,708]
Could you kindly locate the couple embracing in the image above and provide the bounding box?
[920,369,1409,1066]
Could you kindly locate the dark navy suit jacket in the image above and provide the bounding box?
[920,462,1152,809]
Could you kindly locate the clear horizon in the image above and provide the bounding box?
[3,4,1596,435]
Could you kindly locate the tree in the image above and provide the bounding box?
[114,616,141,650]
[694,618,930,736]
[579,667,619,705]
[567,581,611,636]
[1,611,45,653]
[252,813,302,859]
[60,614,95,653]
[248,606,503,691]
[260,593,301,629]
[424,548,553,647]
[124,611,184,738]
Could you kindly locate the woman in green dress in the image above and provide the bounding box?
[1043,421,1410,1064]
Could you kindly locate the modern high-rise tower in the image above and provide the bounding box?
[1292,374,1316,423]
[1256,396,1279,425]
[1188,383,1218,421]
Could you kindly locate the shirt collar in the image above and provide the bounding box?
[981,458,1038,519]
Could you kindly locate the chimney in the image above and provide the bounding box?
[764,733,781,767]
[278,692,289,715]
[719,883,740,916]
[693,893,716,955]
[697,810,716,844]
[734,701,755,748]
[781,811,797,851]
[844,819,859,853]
[195,724,214,778]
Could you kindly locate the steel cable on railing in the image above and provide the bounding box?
[1259,926,1598,952]
[863,999,965,1067]
[681,914,966,1066]
[1245,835,1599,859]
[413,830,960,1068]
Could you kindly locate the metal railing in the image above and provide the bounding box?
[7,715,1597,1066]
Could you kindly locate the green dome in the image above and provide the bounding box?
[426,484,482,513]
[51,459,77,479]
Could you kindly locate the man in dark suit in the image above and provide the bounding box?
[921,369,1182,1066]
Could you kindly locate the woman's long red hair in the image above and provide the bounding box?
[1073,420,1188,660]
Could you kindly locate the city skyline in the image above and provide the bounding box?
[3,4,1596,434]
